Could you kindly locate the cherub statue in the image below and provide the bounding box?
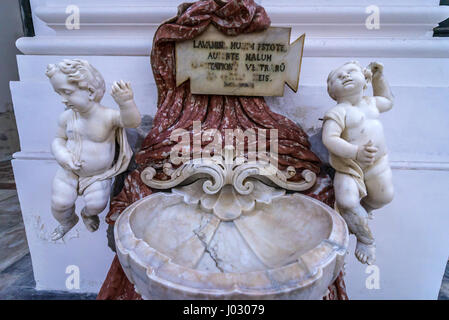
[46,59,141,241]
[322,61,394,264]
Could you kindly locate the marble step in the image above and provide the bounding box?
[0,189,29,273]
[0,254,96,299]
[0,161,16,189]
[439,261,449,300]
[0,224,29,273]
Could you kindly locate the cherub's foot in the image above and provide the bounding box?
[50,215,79,241]
[355,241,376,265]
[81,210,100,232]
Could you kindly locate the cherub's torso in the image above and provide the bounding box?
[339,97,387,167]
[63,106,118,177]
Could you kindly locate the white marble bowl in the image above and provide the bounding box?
[115,180,348,300]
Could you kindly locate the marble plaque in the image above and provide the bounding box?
[176,26,305,97]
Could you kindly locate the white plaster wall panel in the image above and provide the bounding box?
[29,0,55,36]
[16,56,154,83]
[268,86,449,162]
[259,0,441,6]
[40,0,442,6]
[299,57,449,87]
[28,0,444,39]
[11,78,449,163]
[33,5,447,38]
[10,81,157,153]
[12,159,114,292]
[21,1,449,56]
[17,37,449,57]
[17,56,449,87]
[345,169,449,300]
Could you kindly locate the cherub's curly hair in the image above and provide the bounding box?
[46,59,106,102]
[327,61,372,101]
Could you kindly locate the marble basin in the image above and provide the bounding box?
[114,179,348,300]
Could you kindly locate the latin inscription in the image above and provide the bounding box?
[176,26,305,96]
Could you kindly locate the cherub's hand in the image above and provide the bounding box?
[64,157,81,171]
[356,141,378,166]
[111,80,134,106]
[368,62,384,78]
[57,151,81,171]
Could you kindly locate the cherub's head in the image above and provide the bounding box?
[327,61,372,101]
[46,59,105,112]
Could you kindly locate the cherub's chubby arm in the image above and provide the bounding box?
[51,111,80,171]
[110,80,141,128]
[368,62,394,113]
[322,119,358,159]
[322,119,377,166]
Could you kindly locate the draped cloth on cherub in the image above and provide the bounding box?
[78,128,131,194]
[323,107,367,199]
[68,111,133,195]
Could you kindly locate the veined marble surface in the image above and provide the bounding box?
[115,179,348,300]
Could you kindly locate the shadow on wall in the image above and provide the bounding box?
[434,1,449,37]
[0,0,25,160]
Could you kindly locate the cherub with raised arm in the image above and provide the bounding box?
[322,61,394,264]
[46,59,141,241]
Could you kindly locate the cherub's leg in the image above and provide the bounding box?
[362,202,375,220]
[81,179,111,232]
[363,167,394,211]
[50,168,79,241]
[334,172,376,264]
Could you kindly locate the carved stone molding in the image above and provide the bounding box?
[141,146,317,194]
[17,1,449,56]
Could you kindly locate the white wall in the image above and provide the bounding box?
[11,0,449,297]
